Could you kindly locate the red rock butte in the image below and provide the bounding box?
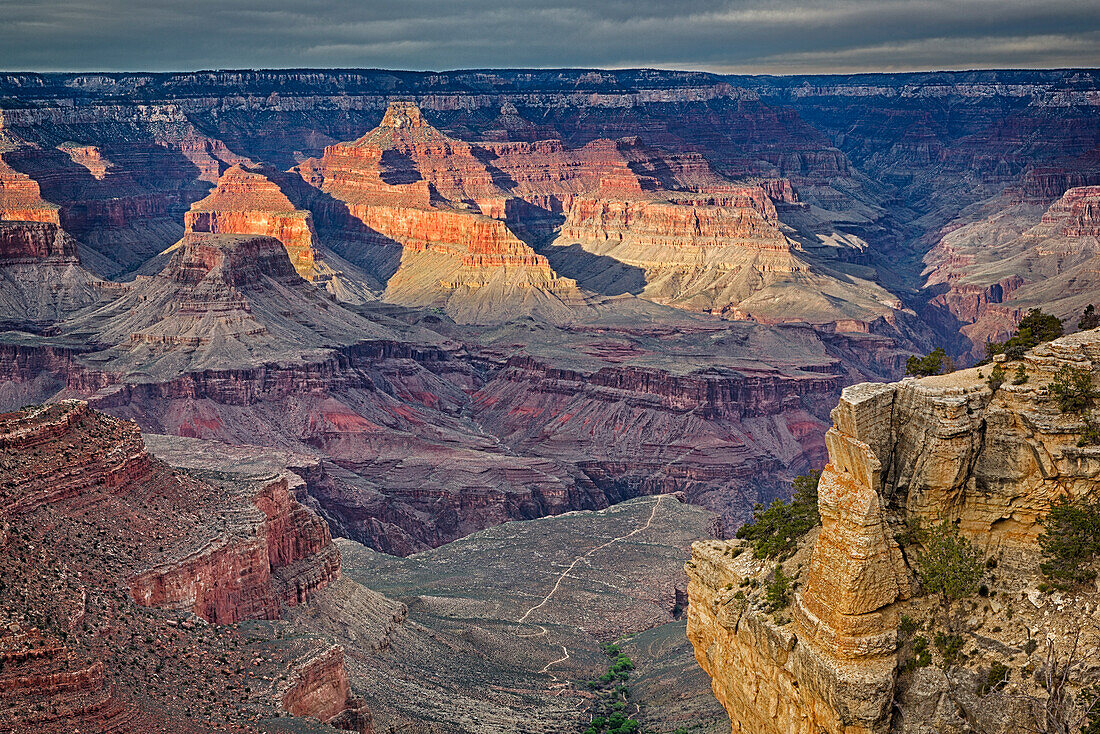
[300,101,581,315]
[186,164,318,279]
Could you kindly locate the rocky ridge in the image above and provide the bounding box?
[0,400,369,731]
[687,327,1100,733]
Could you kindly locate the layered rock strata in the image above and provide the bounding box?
[300,101,584,322]
[64,232,398,375]
[186,164,319,277]
[687,328,1100,734]
[926,185,1100,359]
[0,155,61,223]
[183,164,379,303]
[0,220,103,330]
[281,646,374,733]
[0,400,364,730]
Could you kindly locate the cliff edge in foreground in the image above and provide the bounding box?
[688,327,1100,734]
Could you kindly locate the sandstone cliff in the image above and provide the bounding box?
[0,155,61,224]
[687,328,1100,734]
[299,101,588,323]
[185,164,378,303]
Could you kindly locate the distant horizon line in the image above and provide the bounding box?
[1,64,1097,79]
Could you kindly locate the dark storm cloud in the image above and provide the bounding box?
[0,0,1096,73]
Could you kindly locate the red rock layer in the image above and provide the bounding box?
[129,475,341,624]
[0,156,61,224]
[1008,146,1100,204]
[0,220,79,262]
[313,100,498,207]
[0,401,365,731]
[925,184,1100,360]
[304,102,575,301]
[477,135,729,212]
[185,165,318,277]
[0,632,140,732]
[1046,185,1100,236]
[281,646,374,734]
[0,401,154,515]
[0,401,340,625]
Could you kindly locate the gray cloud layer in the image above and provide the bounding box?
[0,0,1097,73]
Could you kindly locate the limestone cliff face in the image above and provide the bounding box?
[687,328,1100,734]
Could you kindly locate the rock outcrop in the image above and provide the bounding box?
[0,400,368,730]
[281,646,374,733]
[186,164,320,277]
[0,220,103,330]
[0,155,61,224]
[687,328,1100,734]
[128,473,342,624]
[300,101,586,322]
[184,164,378,303]
[64,232,398,375]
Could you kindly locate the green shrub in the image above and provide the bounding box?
[977,661,1010,695]
[1038,495,1100,588]
[736,471,821,560]
[912,635,932,668]
[988,363,1006,390]
[1012,364,1029,385]
[894,517,926,548]
[934,632,965,665]
[986,308,1064,360]
[898,614,919,636]
[917,521,984,631]
[1080,304,1100,331]
[1080,417,1100,447]
[766,565,791,612]
[611,655,634,673]
[906,348,953,377]
[1049,365,1097,414]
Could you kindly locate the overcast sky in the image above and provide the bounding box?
[0,0,1097,74]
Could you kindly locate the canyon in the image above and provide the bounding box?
[0,67,1096,732]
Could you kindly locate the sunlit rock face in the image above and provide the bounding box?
[688,328,1100,734]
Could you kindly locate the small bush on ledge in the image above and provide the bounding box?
[1038,495,1100,589]
[737,471,821,560]
[1049,365,1098,414]
[917,521,983,632]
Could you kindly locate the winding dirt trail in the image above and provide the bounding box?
[515,495,665,681]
